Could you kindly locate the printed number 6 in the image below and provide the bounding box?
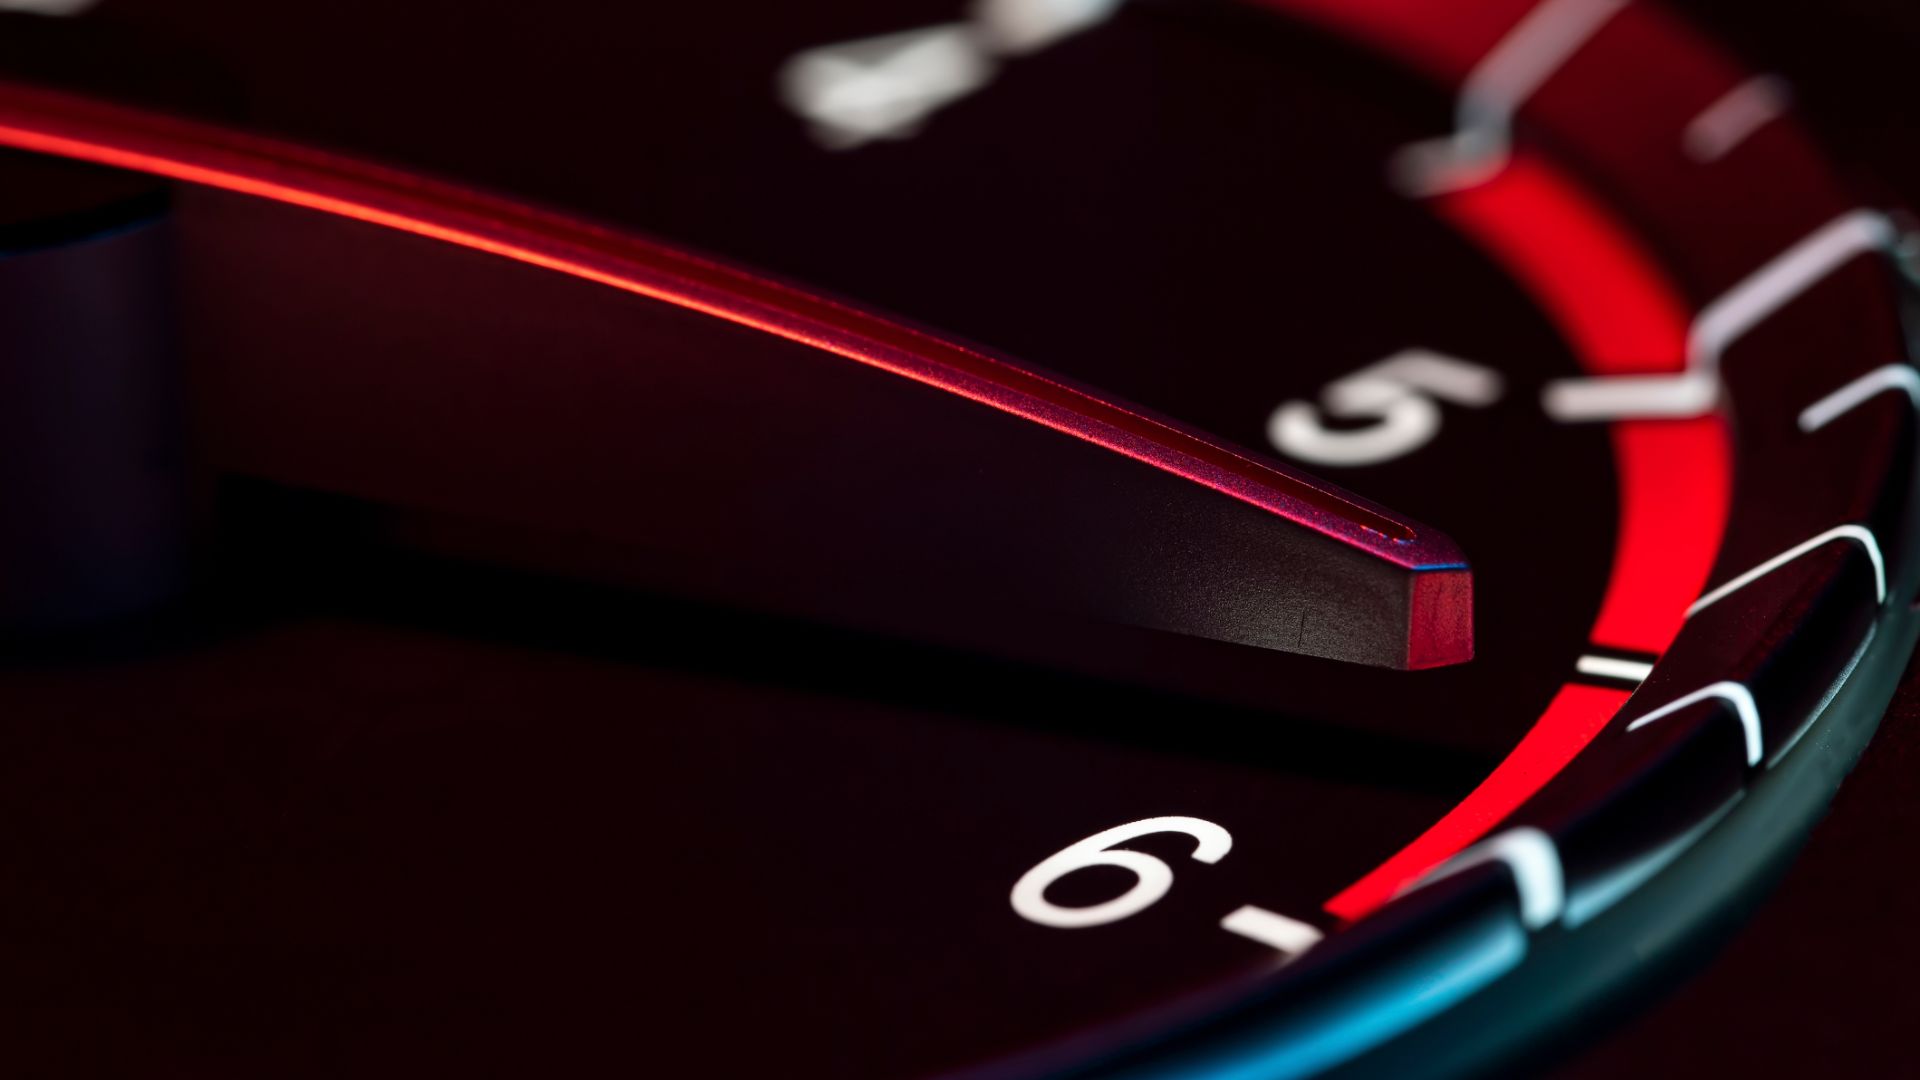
[1010,816,1233,929]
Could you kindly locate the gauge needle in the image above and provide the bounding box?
[0,84,1471,670]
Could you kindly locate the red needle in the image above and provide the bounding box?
[0,81,1471,669]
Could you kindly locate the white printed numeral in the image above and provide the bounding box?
[778,26,995,150]
[779,0,1126,149]
[973,0,1124,54]
[1268,349,1504,467]
[0,0,97,13]
[1010,816,1231,929]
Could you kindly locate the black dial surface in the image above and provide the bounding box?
[0,1,1915,1077]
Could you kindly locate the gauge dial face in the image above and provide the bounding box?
[0,1,1913,1077]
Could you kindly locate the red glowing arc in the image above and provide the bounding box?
[1323,156,1730,922]
[1255,0,1730,928]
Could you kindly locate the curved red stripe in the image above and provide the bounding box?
[1432,154,1729,652]
[1325,683,1629,921]
[1324,155,1730,922]
[1433,155,1691,373]
[1595,419,1729,652]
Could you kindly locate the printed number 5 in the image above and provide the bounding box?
[1268,348,1502,467]
[1010,817,1232,929]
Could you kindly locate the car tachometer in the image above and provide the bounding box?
[0,1,1913,1076]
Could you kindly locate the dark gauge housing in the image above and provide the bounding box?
[0,1,1912,1078]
